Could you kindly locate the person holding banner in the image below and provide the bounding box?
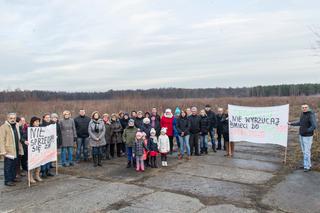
[289,104,317,172]
[0,113,24,186]
[60,110,77,167]
[26,116,43,184]
[88,111,106,167]
[40,113,55,178]
[221,109,234,157]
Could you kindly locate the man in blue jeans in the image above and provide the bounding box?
[74,109,91,162]
[205,105,217,152]
[289,103,317,172]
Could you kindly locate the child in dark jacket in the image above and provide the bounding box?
[200,109,210,154]
[133,131,148,172]
[148,128,159,168]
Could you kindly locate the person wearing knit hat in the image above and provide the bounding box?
[173,107,181,153]
[158,127,170,167]
[160,109,174,154]
[148,128,159,168]
[133,131,148,172]
[122,119,138,168]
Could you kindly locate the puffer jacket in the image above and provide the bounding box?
[200,115,210,135]
[88,119,106,147]
[122,126,138,147]
[176,116,190,136]
[221,114,229,134]
[158,134,170,153]
[148,137,159,152]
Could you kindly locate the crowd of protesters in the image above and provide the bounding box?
[0,103,317,186]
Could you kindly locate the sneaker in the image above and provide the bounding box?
[5,182,16,186]
[161,161,164,167]
[304,168,311,172]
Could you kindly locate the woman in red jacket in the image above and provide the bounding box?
[160,109,174,154]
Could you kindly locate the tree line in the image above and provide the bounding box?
[0,83,319,102]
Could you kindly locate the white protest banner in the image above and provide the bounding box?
[228,104,289,147]
[28,124,57,170]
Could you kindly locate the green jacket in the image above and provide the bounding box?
[122,126,138,147]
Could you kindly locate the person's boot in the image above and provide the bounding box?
[46,170,54,177]
[98,155,102,167]
[126,160,131,168]
[150,158,154,168]
[34,168,43,182]
[29,174,36,184]
[212,143,217,152]
[205,148,208,154]
[93,155,98,167]
[154,158,158,168]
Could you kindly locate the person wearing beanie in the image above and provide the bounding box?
[173,107,181,152]
[110,113,123,158]
[148,128,159,168]
[88,111,106,167]
[133,131,148,172]
[74,109,91,162]
[160,109,174,154]
[122,119,138,168]
[141,118,152,139]
[158,127,170,167]
[60,110,77,167]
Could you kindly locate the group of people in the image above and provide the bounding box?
[0,104,232,186]
[0,103,317,186]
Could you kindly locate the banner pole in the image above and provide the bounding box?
[56,160,58,175]
[284,146,287,165]
[28,170,31,187]
[228,141,231,157]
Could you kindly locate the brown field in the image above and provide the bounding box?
[0,96,319,169]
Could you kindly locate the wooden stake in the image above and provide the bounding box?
[28,170,31,187]
[55,161,58,175]
[284,146,287,165]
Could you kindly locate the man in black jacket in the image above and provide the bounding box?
[216,107,225,150]
[289,104,317,172]
[188,107,201,156]
[205,104,217,152]
[74,109,91,162]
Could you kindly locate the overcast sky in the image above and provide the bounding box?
[0,0,319,91]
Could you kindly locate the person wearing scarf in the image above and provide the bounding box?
[88,111,106,167]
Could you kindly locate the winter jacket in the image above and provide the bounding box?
[110,120,123,144]
[50,121,62,148]
[60,118,77,147]
[150,116,161,136]
[141,123,152,139]
[205,110,217,129]
[0,121,23,158]
[134,117,144,129]
[74,115,91,138]
[148,137,159,152]
[133,139,148,157]
[200,115,210,135]
[104,122,112,144]
[122,126,138,147]
[291,111,317,137]
[88,119,106,147]
[221,114,229,135]
[120,118,129,130]
[216,114,223,131]
[173,117,179,137]
[188,115,201,134]
[160,115,174,137]
[176,116,190,136]
[158,134,170,153]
